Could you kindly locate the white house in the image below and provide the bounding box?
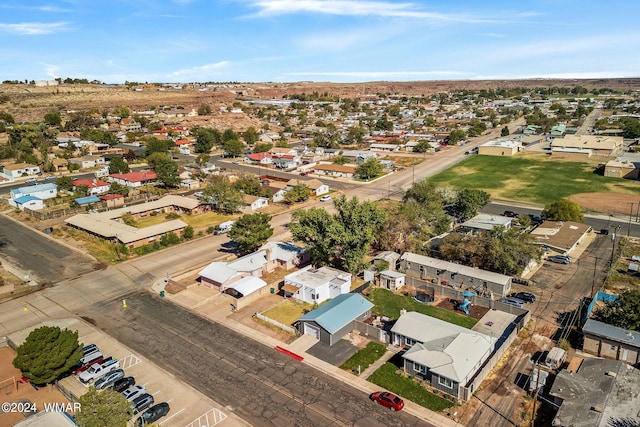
[2,163,41,180]
[286,179,329,196]
[9,183,58,210]
[72,179,110,196]
[282,266,351,304]
[379,270,406,291]
[244,194,269,211]
[108,171,157,188]
[67,155,105,169]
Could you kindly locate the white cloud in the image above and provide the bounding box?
[474,71,638,80]
[247,0,489,23]
[0,21,70,35]
[168,61,231,79]
[43,63,61,79]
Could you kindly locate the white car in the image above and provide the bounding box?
[121,385,147,402]
[320,195,331,202]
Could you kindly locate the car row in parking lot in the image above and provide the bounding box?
[74,344,171,425]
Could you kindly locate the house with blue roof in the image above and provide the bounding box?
[296,293,374,346]
[9,183,57,210]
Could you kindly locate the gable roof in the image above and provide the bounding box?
[400,252,511,285]
[260,241,304,262]
[297,293,373,334]
[198,262,241,284]
[14,195,42,204]
[73,179,109,188]
[109,171,157,182]
[223,276,267,297]
[247,152,271,161]
[11,183,57,196]
[392,311,495,382]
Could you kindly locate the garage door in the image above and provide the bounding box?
[304,323,320,340]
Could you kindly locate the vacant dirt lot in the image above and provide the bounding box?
[569,191,640,215]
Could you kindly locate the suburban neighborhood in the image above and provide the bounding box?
[0,78,640,427]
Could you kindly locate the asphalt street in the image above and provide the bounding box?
[76,291,431,427]
[0,213,98,283]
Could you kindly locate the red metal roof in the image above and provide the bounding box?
[109,171,157,182]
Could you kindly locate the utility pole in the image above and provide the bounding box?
[628,202,634,238]
[591,256,598,298]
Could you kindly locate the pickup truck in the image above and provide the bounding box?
[72,355,110,375]
[78,358,120,385]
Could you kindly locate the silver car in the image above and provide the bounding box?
[131,393,154,414]
[121,385,146,402]
[94,369,125,390]
[499,297,525,308]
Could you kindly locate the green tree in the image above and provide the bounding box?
[108,156,130,174]
[542,199,585,222]
[109,181,129,196]
[228,213,274,253]
[183,225,194,239]
[76,386,132,427]
[374,115,393,131]
[197,104,211,116]
[346,126,367,145]
[448,129,466,144]
[501,126,510,137]
[44,109,62,126]
[145,137,171,156]
[147,152,180,187]
[55,176,73,191]
[233,174,265,196]
[192,127,221,153]
[203,177,244,213]
[222,128,238,142]
[333,155,349,165]
[195,153,210,166]
[355,157,384,181]
[64,111,98,131]
[80,129,118,146]
[593,289,640,331]
[467,119,487,137]
[114,105,130,118]
[253,142,272,153]
[619,117,640,138]
[454,189,490,221]
[223,139,245,157]
[242,126,259,144]
[12,326,83,385]
[412,140,431,153]
[284,184,312,204]
[290,196,386,273]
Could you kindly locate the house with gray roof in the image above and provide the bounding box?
[296,293,373,345]
[391,311,496,400]
[9,183,57,210]
[399,252,512,297]
[549,357,640,427]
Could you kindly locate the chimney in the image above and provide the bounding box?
[265,248,272,262]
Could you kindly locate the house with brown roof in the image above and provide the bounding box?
[314,163,357,178]
[243,194,269,211]
[530,220,592,255]
[2,163,41,180]
[286,178,329,196]
[551,135,623,157]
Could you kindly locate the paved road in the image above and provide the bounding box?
[0,213,98,283]
[76,291,430,427]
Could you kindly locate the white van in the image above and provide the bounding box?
[215,220,234,235]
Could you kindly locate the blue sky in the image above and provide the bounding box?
[1,0,639,83]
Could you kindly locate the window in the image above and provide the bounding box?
[405,337,416,347]
[413,362,427,375]
[438,377,453,389]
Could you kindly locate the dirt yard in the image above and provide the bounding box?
[568,192,640,216]
[0,346,71,426]
[434,295,491,320]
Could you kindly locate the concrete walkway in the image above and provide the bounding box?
[360,347,397,378]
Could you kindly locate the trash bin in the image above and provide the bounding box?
[159,291,165,298]
[270,287,275,294]
[600,229,609,235]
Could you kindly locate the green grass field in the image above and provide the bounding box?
[135,211,238,230]
[367,288,477,329]
[427,154,640,205]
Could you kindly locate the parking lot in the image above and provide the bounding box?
[8,318,245,427]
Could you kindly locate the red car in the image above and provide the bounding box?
[369,391,404,411]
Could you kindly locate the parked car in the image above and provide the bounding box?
[320,195,331,202]
[44,175,57,181]
[25,178,38,184]
[499,297,525,308]
[547,255,570,265]
[527,214,542,223]
[502,210,519,218]
[112,376,135,393]
[72,354,107,375]
[94,369,124,390]
[121,385,146,402]
[131,393,154,414]
[510,292,536,303]
[136,402,170,426]
[369,391,404,411]
[81,344,99,355]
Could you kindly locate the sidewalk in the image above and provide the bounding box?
[360,347,396,378]
[163,285,459,427]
